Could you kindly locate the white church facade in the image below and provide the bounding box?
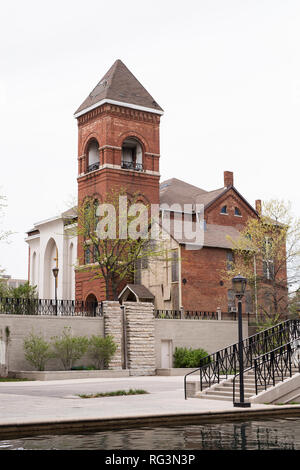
[25,208,77,300]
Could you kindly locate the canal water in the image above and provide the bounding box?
[1,417,300,450]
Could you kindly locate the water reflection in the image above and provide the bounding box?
[0,417,299,450]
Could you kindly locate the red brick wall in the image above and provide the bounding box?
[180,189,258,313]
[75,103,161,301]
[205,189,257,228]
[181,246,234,312]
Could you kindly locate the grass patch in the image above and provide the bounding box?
[78,389,149,399]
[274,402,300,406]
[0,378,32,382]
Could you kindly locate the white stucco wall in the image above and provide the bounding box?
[26,217,77,300]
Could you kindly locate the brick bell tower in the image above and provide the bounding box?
[74,59,163,302]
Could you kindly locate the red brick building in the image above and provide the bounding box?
[73,59,287,316]
[74,60,163,302]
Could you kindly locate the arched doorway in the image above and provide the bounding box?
[85,293,98,317]
[44,238,58,299]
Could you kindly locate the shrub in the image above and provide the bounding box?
[51,327,89,370]
[23,332,53,371]
[88,335,117,369]
[173,346,210,368]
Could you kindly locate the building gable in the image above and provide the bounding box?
[204,187,258,228]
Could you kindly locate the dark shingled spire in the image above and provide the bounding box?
[74,59,163,116]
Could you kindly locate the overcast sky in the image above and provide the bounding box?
[1,0,300,279]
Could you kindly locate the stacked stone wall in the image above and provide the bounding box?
[124,302,155,376]
[103,301,123,369]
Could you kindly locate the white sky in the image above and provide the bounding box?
[0,0,300,279]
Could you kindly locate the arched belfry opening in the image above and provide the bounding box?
[121,137,143,171]
[87,139,100,172]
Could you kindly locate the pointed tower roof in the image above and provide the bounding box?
[74,59,163,117]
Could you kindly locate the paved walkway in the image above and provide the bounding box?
[0,376,299,434]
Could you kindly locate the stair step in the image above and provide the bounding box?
[218,386,255,393]
[204,390,253,398]
[198,394,233,402]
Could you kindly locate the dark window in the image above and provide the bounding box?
[234,207,241,216]
[87,140,100,172]
[263,238,274,280]
[84,247,91,265]
[226,251,234,270]
[263,260,274,280]
[221,205,227,214]
[121,138,143,171]
[227,289,236,311]
[135,259,142,284]
[171,250,179,282]
[245,291,253,313]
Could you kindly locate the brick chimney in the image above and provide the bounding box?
[224,171,234,188]
[255,199,262,215]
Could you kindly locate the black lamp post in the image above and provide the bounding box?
[232,274,251,408]
[52,267,59,315]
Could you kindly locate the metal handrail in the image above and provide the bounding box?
[184,319,300,399]
[232,338,300,404]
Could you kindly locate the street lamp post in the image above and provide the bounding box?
[52,267,59,315]
[232,274,251,408]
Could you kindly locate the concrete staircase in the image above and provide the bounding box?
[195,366,300,403]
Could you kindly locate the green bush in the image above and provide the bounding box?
[88,335,117,369]
[173,346,210,368]
[23,331,53,371]
[51,327,89,370]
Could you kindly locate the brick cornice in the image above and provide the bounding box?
[77,103,161,126]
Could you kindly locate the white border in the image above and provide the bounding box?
[74,98,164,118]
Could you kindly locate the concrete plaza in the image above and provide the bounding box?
[0,375,299,437]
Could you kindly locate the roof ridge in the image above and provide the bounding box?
[75,59,163,116]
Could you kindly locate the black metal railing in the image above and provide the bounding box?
[254,340,300,395]
[0,298,103,317]
[87,162,100,172]
[154,310,241,321]
[232,338,300,403]
[155,310,182,319]
[121,161,143,171]
[184,311,218,320]
[184,319,300,399]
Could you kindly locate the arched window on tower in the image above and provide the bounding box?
[121,138,143,171]
[87,140,100,172]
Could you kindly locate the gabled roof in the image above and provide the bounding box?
[74,59,163,117]
[159,177,258,216]
[118,284,155,302]
[160,178,207,208]
[170,222,241,249]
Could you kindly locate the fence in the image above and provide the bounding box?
[0,298,103,317]
[155,310,239,321]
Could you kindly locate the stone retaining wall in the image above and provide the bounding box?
[0,314,104,372]
[0,303,248,376]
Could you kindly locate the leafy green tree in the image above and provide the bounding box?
[23,331,53,371]
[225,199,300,322]
[8,282,37,299]
[88,335,117,369]
[52,327,89,370]
[72,187,168,300]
